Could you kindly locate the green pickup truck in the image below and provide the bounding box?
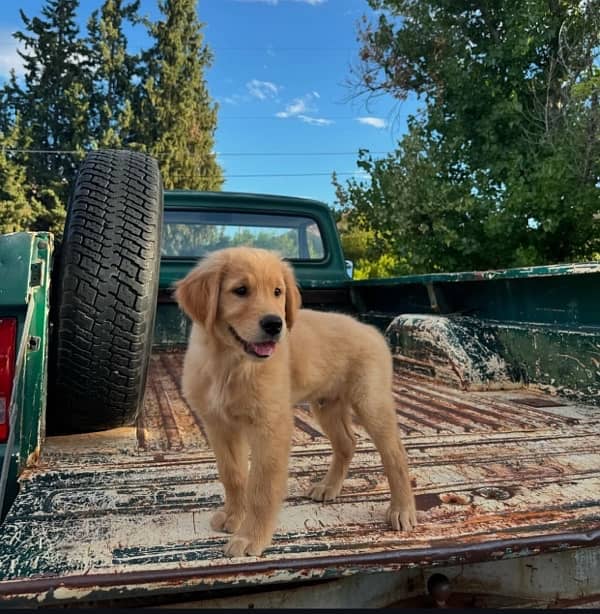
[0,150,599,608]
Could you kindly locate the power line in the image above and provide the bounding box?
[3,148,386,157]
[220,171,368,178]
[217,115,406,120]
[216,151,387,157]
[213,47,356,51]
[2,149,375,177]
[165,171,369,179]
[1,149,371,177]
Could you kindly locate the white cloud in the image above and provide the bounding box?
[285,98,308,115]
[0,31,24,77]
[246,79,280,100]
[276,92,318,118]
[298,114,333,126]
[275,92,331,126]
[222,94,244,105]
[356,116,387,129]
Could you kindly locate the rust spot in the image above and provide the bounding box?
[395,384,507,431]
[439,493,472,505]
[160,353,207,440]
[510,396,566,408]
[396,378,537,430]
[415,493,441,511]
[294,416,322,439]
[152,378,184,450]
[473,487,513,501]
[393,400,445,432]
[136,412,147,451]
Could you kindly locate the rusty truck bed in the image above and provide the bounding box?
[1,349,599,605]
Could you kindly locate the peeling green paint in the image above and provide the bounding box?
[0,232,52,519]
[353,262,600,286]
[493,323,600,406]
[385,314,599,406]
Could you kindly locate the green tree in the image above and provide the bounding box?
[336,0,600,272]
[87,0,140,148]
[7,0,93,232]
[0,71,21,135]
[0,120,44,234]
[134,0,223,190]
[334,204,411,278]
[162,223,226,257]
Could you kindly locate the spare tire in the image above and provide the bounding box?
[48,150,163,434]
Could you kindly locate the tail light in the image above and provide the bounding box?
[0,318,17,443]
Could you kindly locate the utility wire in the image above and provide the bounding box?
[2,149,375,178]
[4,148,385,157]
[217,151,387,157]
[206,172,367,178]
[158,171,369,178]
[213,47,356,51]
[1,149,371,177]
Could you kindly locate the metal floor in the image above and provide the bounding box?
[1,350,599,604]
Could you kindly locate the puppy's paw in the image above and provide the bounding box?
[210,509,244,534]
[307,481,341,502]
[224,534,269,557]
[386,503,418,532]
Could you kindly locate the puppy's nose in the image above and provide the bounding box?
[260,314,283,337]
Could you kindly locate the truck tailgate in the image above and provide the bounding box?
[1,349,599,605]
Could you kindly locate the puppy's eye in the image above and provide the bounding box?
[233,286,248,296]
[274,287,282,297]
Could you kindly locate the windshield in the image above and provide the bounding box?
[161,210,325,261]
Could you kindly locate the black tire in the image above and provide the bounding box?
[48,150,163,434]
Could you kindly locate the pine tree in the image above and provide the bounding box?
[12,0,92,225]
[135,0,223,190]
[0,119,44,234]
[87,0,140,148]
[0,71,21,134]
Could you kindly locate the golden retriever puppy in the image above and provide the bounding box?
[175,247,416,557]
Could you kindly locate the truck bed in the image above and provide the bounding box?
[1,348,599,605]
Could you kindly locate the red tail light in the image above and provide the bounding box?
[0,318,17,443]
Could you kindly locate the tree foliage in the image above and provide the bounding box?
[87,0,140,148]
[334,202,411,278]
[336,0,600,273]
[7,0,91,228]
[0,119,44,233]
[133,0,223,190]
[0,0,223,236]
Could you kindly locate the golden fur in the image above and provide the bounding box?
[175,247,416,557]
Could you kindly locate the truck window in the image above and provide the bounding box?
[161,210,325,261]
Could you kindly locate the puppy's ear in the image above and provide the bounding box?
[174,256,223,330]
[282,259,301,330]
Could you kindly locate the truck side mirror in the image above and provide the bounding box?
[345,259,354,279]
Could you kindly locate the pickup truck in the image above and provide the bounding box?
[0,150,599,608]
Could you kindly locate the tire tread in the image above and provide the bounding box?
[49,150,163,433]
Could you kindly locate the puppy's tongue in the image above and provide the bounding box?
[249,341,276,357]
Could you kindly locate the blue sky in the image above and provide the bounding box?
[0,0,418,205]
